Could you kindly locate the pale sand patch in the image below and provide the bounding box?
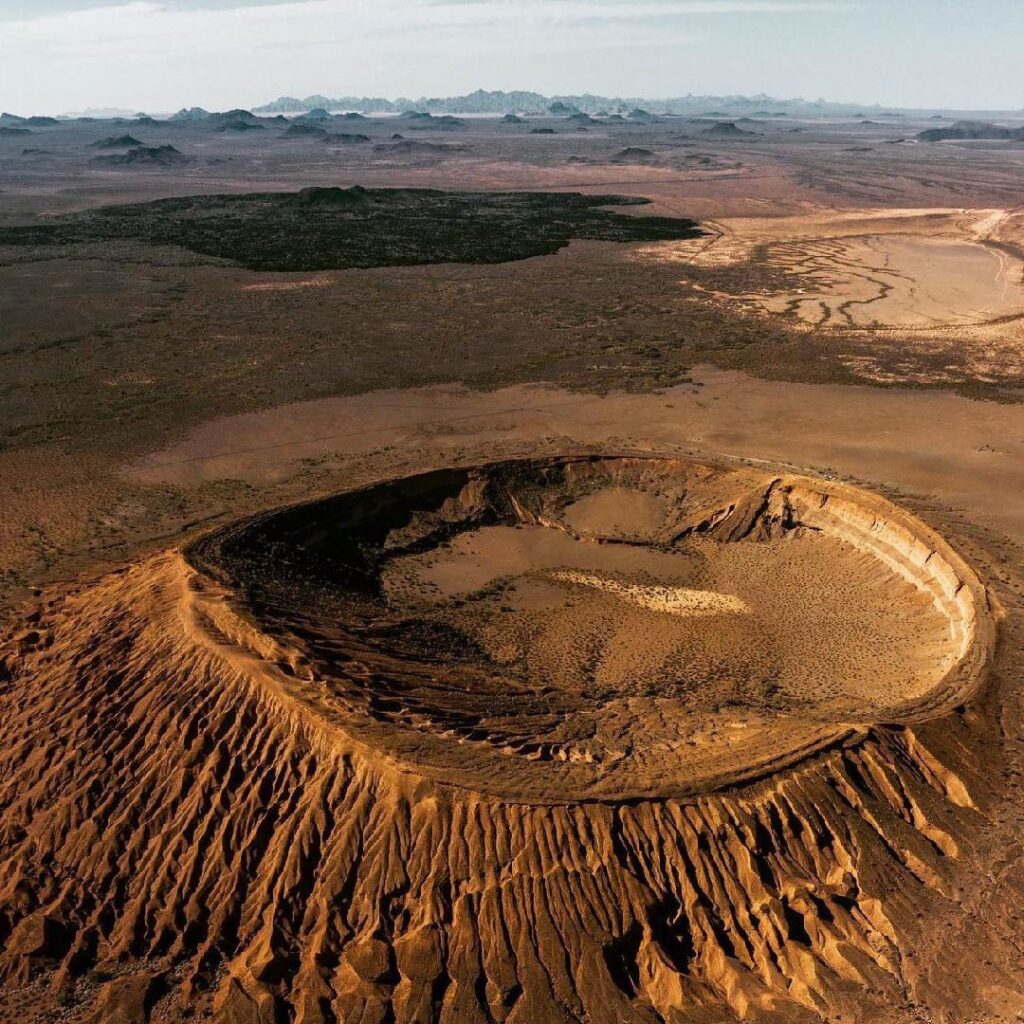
[550,571,750,616]
[638,207,1024,331]
[127,365,1024,544]
[238,275,334,292]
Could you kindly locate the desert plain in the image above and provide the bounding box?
[1,105,1024,1023]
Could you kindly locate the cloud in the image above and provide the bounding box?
[0,0,860,60]
[0,0,860,112]
[425,0,857,10]
[1,0,859,31]
[0,1,694,67]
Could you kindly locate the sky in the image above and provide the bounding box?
[0,0,1021,115]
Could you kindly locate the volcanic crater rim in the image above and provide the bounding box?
[183,453,995,802]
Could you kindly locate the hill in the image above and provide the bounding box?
[917,119,1024,142]
[170,106,210,121]
[92,144,190,167]
[89,134,143,148]
[702,120,758,138]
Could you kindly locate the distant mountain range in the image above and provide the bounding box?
[253,89,865,116]
[252,89,1024,118]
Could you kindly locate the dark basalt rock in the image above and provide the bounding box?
[0,186,703,272]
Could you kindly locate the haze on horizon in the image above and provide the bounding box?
[0,0,1021,116]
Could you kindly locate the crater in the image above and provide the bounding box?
[186,455,992,801]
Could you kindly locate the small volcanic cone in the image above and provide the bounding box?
[702,120,757,138]
[92,144,190,166]
[88,134,143,148]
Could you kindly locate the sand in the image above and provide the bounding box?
[0,450,1013,1024]
[4,111,1024,1024]
[639,207,1024,331]
[127,365,1024,542]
